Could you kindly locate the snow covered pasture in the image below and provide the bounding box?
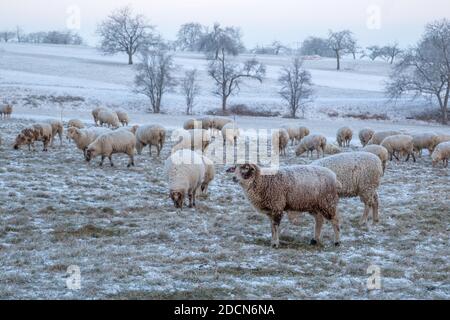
[0,117,449,299]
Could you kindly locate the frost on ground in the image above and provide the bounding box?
[0,118,448,299]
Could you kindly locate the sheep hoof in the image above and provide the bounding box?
[334,242,341,247]
[310,239,318,246]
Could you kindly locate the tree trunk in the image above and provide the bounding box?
[128,52,133,65]
[222,95,227,112]
[336,51,340,70]
[442,107,448,125]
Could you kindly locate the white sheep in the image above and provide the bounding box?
[282,126,310,145]
[412,133,438,157]
[67,119,85,129]
[135,124,166,157]
[67,127,111,157]
[227,163,341,248]
[336,127,353,147]
[165,149,206,209]
[97,109,120,128]
[13,123,53,151]
[431,141,450,168]
[324,143,342,155]
[435,134,450,146]
[367,130,401,145]
[381,134,416,162]
[198,154,215,196]
[272,128,290,156]
[362,144,389,174]
[359,128,374,147]
[92,107,107,126]
[313,152,383,225]
[295,134,327,158]
[86,130,136,167]
[46,120,64,147]
[115,110,129,126]
[0,104,13,119]
[222,122,240,146]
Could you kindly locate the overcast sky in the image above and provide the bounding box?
[0,0,449,48]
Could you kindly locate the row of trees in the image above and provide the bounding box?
[1,28,83,45]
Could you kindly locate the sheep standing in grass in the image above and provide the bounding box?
[431,141,450,168]
[67,127,110,158]
[282,126,310,145]
[165,149,206,209]
[135,124,166,157]
[359,128,374,147]
[295,134,327,158]
[367,130,401,145]
[381,134,416,162]
[313,152,383,225]
[362,145,389,174]
[273,128,290,156]
[412,133,438,157]
[336,127,353,147]
[47,120,64,147]
[222,122,240,146]
[67,119,85,129]
[97,109,120,128]
[85,130,136,167]
[227,164,341,248]
[14,123,53,151]
[0,104,13,119]
[92,107,106,126]
[115,110,129,126]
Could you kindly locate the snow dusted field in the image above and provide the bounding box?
[0,43,449,299]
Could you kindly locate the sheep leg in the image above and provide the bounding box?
[330,213,341,246]
[311,213,324,245]
[109,155,114,167]
[127,154,135,168]
[372,192,380,224]
[59,132,63,146]
[270,212,283,248]
[99,156,105,167]
[359,196,371,226]
[188,191,194,208]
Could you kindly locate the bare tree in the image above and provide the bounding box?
[300,37,335,57]
[97,6,156,65]
[134,48,177,113]
[386,19,450,124]
[381,43,402,64]
[1,31,15,42]
[271,41,285,55]
[279,57,314,118]
[182,69,200,115]
[176,23,205,51]
[365,45,383,61]
[328,30,357,70]
[208,48,265,112]
[198,23,244,59]
[16,26,24,43]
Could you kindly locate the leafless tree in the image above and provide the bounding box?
[279,57,314,118]
[97,6,156,65]
[181,69,200,115]
[382,43,403,64]
[271,41,285,55]
[365,45,383,61]
[198,23,245,59]
[134,48,177,113]
[386,19,450,124]
[16,26,24,43]
[300,37,334,57]
[176,23,205,51]
[1,31,15,42]
[328,30,357,70]
[208,48,265,112]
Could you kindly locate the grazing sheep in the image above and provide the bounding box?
[189,129,212,151]
[97,109,120,128]
[183,119,202,130]
[324,143,342,155]
[213,117,233,131]
[272,128,290,156]
[135,124,166,157]
[115,110,129,126]
[14,123,53,151]
[358,128,375,147]
[336,127,353,147]
[165,149,206,209]
[367,130,401,145]
[198,154,215,195]
[222,122,240,146]
[227,164,341,248]
[47,120,64,147]
[381,134,416,162]
[435,134,450,146]
[362,145,389,174]
[282,126,310,145]
[198,117,213,130]
[92,107,107,126]
[67,119,85,129]
[431,141,450,168]
[67,127,110,157]
[0,104,13,119]
[295,134,327,158]
[172,129,206,153]
[313,152,383,225]
[86,130,136,167]
[412,133,439,157]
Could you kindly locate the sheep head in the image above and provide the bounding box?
[85,146,98,162]
[13,129,35,149]
[170,190,185,209]
[227,164,261,184]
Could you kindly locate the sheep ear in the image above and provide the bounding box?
[226,166,236,173]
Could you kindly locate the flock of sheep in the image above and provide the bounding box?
[1,104,450,249]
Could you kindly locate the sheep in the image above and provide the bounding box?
[381,134,416,162]
[67,127,110,158]
[97,109,121,128]
[183,119,201,130]
[198,154,215,196]
[336,127,353,147]
[412,133,438,157]
[14,123,53,151]
[312,152,383,225]
[272,128,290,156]
[135,124,166,157]
[85,130,136,167]
[189,129,212,151]
[324,143,342,155]
[67,119,85,129]
[92,107,107,126]
[435,134,450,146]
[362,144,389,174]
[198,117,213,130]
[172,129,206,153]
[367,130,401,145]
[227,163,341,248]
[0,104,13,119]
[222,122,240,146]
[165,149,206,209]
[282,126,310,145]
[431,141,450,168]
[295,134,327,158]
[46,120,64,147]
[115,110,129,126]
[358,128,375,147]
[213,117,233,131]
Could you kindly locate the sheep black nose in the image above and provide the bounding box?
[232,177,239,183]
